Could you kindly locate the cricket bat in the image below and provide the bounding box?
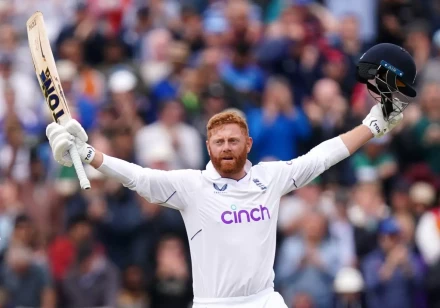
[27,12,91,190]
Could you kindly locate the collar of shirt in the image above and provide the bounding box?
[204,160,252,182]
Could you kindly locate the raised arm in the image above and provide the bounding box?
[259,103,403,195]
[342,103,403,154]
[340,125,373,155]
[90,150,103,168]
[46,120,191,210]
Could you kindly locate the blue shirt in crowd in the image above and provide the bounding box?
[362,248,425,308]
[246,108,311,163]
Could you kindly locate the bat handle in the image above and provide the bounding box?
[68,146,91,190]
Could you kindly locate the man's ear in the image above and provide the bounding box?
[247,137,253,154]
[206,140,211,156]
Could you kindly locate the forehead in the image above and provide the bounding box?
[209,123,245,139]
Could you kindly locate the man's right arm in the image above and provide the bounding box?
[46,121,188,210]
[90,150,104,169]
[93,153,187,210]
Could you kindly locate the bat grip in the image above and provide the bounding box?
[69,146,91,190]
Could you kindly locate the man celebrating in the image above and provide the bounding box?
[46,43,417,307]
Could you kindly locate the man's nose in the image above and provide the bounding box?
[222,142,232,151]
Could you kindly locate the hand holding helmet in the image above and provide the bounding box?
[356,43,417,137]
[356,43,417,121]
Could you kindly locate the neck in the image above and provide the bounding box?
[218,169,247,181]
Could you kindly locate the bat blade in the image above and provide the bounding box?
[27,12,91,190]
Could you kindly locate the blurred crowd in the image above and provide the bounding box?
[0,0,440,307]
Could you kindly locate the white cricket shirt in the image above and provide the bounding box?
[97,136,350,299]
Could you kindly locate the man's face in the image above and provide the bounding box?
[207,124,252,176]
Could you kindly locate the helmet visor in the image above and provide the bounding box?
[367,68,415,120]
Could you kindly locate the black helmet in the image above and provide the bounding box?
[357,43,417,119]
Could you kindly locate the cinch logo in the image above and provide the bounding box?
[213,183,227,193]
[221,204,271,224]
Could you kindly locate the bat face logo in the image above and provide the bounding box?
[38,33,45,60]
[28,19,37,30]
[39,68,64,122]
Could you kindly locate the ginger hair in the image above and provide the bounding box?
[206,111,249,139]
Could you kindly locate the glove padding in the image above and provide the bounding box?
[46,119,95,167]
[362,103,403,138]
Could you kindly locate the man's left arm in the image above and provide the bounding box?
[340,124,373,155]
[260,103,403,195]
[342,101,405,154]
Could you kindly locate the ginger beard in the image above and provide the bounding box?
[208,141,248,176]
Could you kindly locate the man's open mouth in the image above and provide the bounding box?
[222,157,234,161]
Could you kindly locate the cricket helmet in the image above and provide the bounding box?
[356,43,417,119]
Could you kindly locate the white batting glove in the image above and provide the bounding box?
[362,103,403,138]
[46,119,96,167]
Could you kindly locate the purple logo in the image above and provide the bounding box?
[221,204,271,224]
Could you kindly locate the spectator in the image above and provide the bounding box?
[0,116,31,184]
[351,136,398,183]
[332,13,371,62]
[58,37,106,102]
[0,52,40,129]
[403,21,432,75]
[107,69,146,133]
[55,59,98,131]
[9,214,34,248]
[220,40,265,108]
[139,28,173,87]
[55,1,107,66]
[149,234,193,308]
[87,177,145,270]
[246,76,311,163]
[224,0,261,46]
[192,82,229,141]
[412,82,440,175]
[292,292,315,308]
[329,189,356,268]
[362,217,425,308]
[277,211,342,308]
[117,264,149,308]
[389,179,412,218]
[0,244,55,308]
[47,215,93,282]
[416,197,440,308]
[377,0,425,46]
[121,6,153,61]
[61,239,119,308]
[135,99,203,169]
[0,182,15,260]
[278,177,335,237]
[409,181,436,221]
[150,41,190,112]
[348,181,390,260]
[323,0,378,44]
[333,267,366,308]
[415,188,440,266]
[203,11,229,49]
